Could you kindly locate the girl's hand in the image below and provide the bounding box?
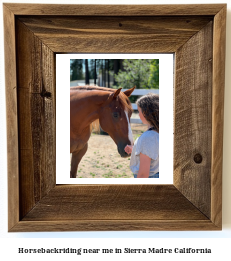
[124,145,133,154]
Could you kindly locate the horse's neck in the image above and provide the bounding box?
[73,90,110,127]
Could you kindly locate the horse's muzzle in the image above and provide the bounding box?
[117,144,131,158]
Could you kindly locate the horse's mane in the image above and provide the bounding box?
[71,85,133,114]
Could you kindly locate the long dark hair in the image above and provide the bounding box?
[136,93,159,133]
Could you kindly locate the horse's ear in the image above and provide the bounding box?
[123,86,136,97]
[113,87,122,99]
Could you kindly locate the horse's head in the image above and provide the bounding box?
[99,87,135,158]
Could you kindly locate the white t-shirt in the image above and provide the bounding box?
[130,130,159,177]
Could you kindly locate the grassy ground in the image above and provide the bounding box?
[71,123,147,178]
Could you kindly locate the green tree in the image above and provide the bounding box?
[70,59,84,81]
[148,59,159,89]
[113,59,159,89]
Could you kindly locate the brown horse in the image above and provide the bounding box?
[70,86,135,178]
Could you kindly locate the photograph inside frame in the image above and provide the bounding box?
[56,54,173,185]
[70,59,159,179]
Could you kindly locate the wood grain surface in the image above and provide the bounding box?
[12,185,218,232]
[174,22,213,219]
[211,5,226,228]
[18,16,213,53]
[3,4,20,232]
[16,19,56,219]
[4,3,225,16]
[22,185,207,221]
[4,3,226,231]
[11,220,218,232]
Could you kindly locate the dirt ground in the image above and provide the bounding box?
[71,123,147,178]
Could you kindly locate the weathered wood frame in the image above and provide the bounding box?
[4,4,226,232]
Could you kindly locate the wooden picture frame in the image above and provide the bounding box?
[4,3,226,232]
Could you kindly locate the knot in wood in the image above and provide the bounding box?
[40,90,52,99]
[194,153,203,164]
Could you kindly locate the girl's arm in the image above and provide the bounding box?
[137,153,151,178]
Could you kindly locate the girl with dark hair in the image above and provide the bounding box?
[125,93,159,178]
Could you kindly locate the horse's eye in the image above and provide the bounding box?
[113,112,119,118]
